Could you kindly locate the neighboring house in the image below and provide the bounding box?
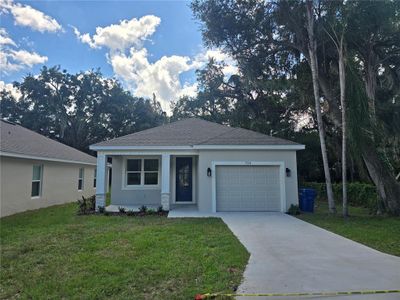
[90,118,305,213]
[0,120,97,217]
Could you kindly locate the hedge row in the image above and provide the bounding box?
[301,182,378,208]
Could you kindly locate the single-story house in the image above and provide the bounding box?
[90,118,304,213]
[0,120,98,217]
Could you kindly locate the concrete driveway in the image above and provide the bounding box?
[220,213,400,300]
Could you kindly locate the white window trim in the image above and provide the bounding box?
[211,161,286,213]
[122,156,160,190]
[78,167,85,191]
[31,164,43,199]
[172,156,197,204]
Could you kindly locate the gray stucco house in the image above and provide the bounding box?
[90,118,304,213]
[0,120,97,217]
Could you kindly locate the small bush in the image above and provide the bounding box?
[139,205,147,213]
[287,204,300,215]
[147,208,156,215]
[77,195,96,215]
[98,206,105,214]
[118,206,126,214]
[126,210,135,216]
[157,206,164,213]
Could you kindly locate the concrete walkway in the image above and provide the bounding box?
[219,213,400,300]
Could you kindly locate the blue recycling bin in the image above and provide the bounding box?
[299,188,316,213]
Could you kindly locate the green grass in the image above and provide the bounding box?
[297,201,400,256]
[0,204,249,299]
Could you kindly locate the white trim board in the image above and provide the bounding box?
[211,161,287,213]
[0,151,96,166]
[194,145,305,150]
[90,145,194,151]
[99,151,199,156]
[91,144,305,151]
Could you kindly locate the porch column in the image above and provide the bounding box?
[161,153,171,211]
[95,153,107,210]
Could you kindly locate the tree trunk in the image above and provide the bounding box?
[365,49,377,124]
[361,144,400,215]
[306,1,336,213]
[361,48,400,215]
[338,38,348,217]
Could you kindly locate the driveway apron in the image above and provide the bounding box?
[219,212,400,300]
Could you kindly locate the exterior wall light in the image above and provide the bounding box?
[207,167,212,177]
[286,168,291,177]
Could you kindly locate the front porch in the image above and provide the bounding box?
[95,152,200,212]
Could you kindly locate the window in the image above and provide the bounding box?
[78,168,84,190]
[93,168,97,188]
[31,165,42,197]
[126,158,159,186]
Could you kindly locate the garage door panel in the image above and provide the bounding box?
[216,165,281,212]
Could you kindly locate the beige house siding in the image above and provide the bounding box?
[0,156,96,217]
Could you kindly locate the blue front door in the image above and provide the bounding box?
[176,157,193,202]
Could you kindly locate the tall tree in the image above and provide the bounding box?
[305,0,336,213]
[323,2,348,216]
[191,0,400,214]
[1,66,166,153]
[345,1,400,214]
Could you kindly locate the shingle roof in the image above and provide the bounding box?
[0,120,96,165]
[92,118,300,147]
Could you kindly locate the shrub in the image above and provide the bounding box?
[126,210,135,216]
[147,208,156,215]
[139,205,147,213]
[77,195,96,215]
[287,204,300,215]
[98,206,105,214]
[157,206,164,213]
[118,206,126,214]
[301,182,378,211]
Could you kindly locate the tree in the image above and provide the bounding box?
[1,66,166,153]
[323,1,349,216]
[344,1,400,214]
[305,0,336,213]
[191,0,400,214]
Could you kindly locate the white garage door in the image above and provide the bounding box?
[216,165,281,212]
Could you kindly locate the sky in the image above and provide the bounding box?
[0,0,236,112]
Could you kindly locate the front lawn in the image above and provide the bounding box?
[297,201,400,256]
[0,204,249,299]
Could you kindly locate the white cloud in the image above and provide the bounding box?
[0,80,21,99]
[109,48,195,111]
[0,0,62,33]
[74,16,238,113]
[73,15,160,51]
[194,49,239,77]
[0,28,48,74]
[0,28,16,46]
[9,49,48,66]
